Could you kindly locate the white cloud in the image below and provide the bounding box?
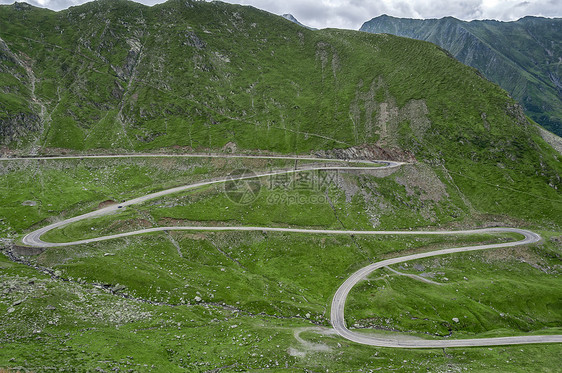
[0,0,560,28]
[219,0,562,28]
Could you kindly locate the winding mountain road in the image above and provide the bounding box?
[330,228,562,348]
[13,154,562,348]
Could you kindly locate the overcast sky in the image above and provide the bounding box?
[2,0,561,29]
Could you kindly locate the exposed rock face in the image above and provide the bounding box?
[185,31,207,50]
[361,15,562,136]
[281,14,315,30]
[315,144,415,162]
[1,112,40,145]
[0,36,41,145]
[539,127,562,155]
[349,77,430,147]
[395,163,448,203]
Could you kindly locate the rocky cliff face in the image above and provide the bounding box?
[361,15,562,136]
[0,35,42,146]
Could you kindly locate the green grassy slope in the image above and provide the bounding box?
[0,156,560,371]
[347,235,562,339]
[360,15,562,136]
[0,1,555,154]
[2,236,559,372]
[0,0,560,224]
[0,1,561,371]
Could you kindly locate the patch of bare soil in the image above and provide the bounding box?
[97,200,117,209]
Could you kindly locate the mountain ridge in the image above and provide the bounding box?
[360,15,562,136]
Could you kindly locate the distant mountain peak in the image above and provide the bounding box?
[374,14,398,20]
[281,13,315,30]
[281,14,298,22]
[11,2,34,10]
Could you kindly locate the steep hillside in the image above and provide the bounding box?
[0,0,560,224]
[360,15,562,136]
[0,2,561,370]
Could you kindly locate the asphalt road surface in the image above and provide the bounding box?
[330,228,562,348]
[15,154,562,348]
